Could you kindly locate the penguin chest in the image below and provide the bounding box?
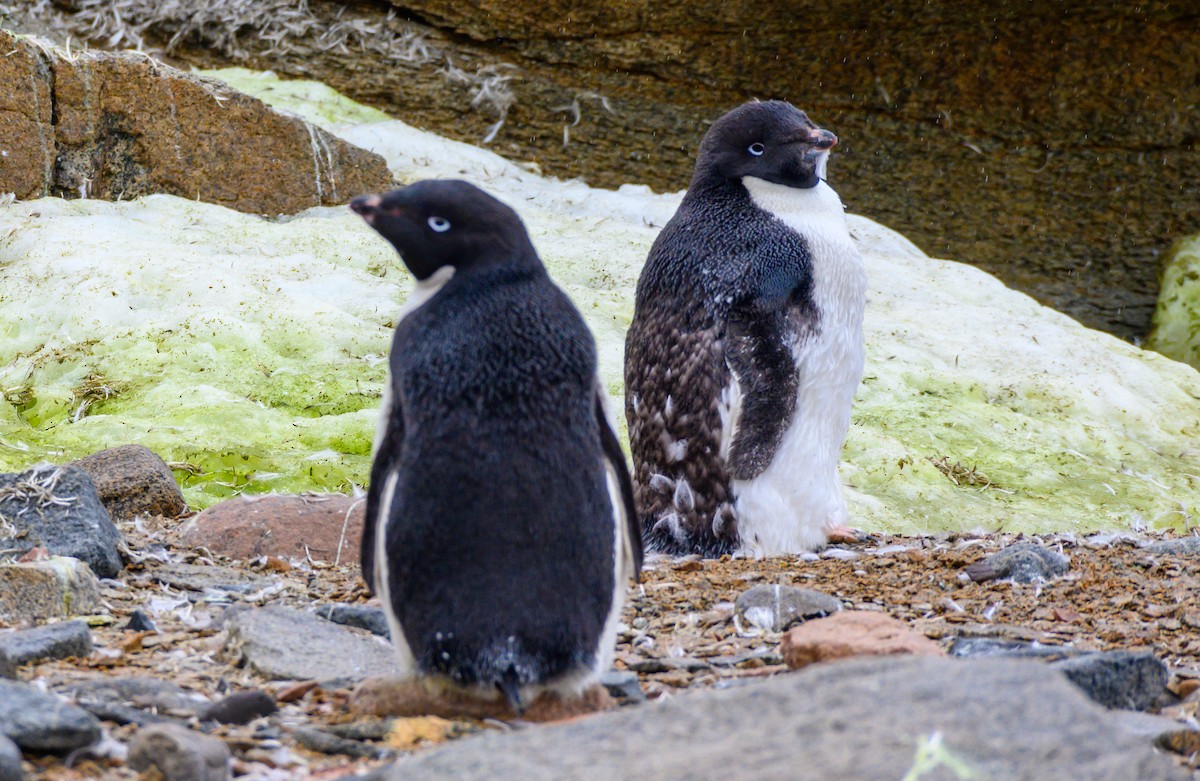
[731,177,867,554]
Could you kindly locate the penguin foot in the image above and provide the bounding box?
[825,523,872,545]
[351,676,615,723]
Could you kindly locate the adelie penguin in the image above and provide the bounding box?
[351,180,642,715]
[624,100,867,557]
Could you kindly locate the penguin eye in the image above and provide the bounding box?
[427,215,451,233]
[748,142,766,156]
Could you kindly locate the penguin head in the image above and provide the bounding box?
[693,100,837,191]
[350,180,535,281]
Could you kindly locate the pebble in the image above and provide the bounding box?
[733,584,842,634]
[1052,650,1168,711]
[199,690,278,725]
[0,557,103,624]
[964,542,1069,583]
[122,609,157,632]
[599,670,646,703]
[0,734,20,781]
[0,465,124,578]
[127,724,231,781]
[780,611,944,669]
[225,606,396,686]
[316,604,391,637]
[0,620,93,668]
[73,444,188,521]
[0,679,101,752]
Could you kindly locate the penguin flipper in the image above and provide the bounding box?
[723,307,800,482]
[362,392,405,595]
[595,388,644,578]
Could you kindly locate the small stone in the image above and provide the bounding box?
[294,726,387,759]
[58,677,208,720]
[275,680,320,703]
[199,690,277,725]
[0,620,92,668]
[964,542,1069,583]
[0,557,103,624]
[1143,537,1200,556]
[148,563,274,596]
[0,733,21,781]
[122,609,157,633]
[599,670,646,703]
[316,604,391,637]
[180,494,364,565]
[0,465,123,578]
[733,584,842,633]
[73,445,188,521]
[781,611,944,669]
[226,606,395,686]
[1052,650,1168,711]
[352,677,615,722]
[127,724,231,781]
[948,637,1077,660]
[0,679,101,752]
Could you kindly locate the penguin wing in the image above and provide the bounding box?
[595,386,644,578]
[722,272,803,481]
[361,386,405,594]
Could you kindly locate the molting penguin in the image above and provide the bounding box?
[624,100,866,557]
[351,180,642,713]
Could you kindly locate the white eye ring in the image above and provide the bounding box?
[748,142,765,156]
[427,215,451,233]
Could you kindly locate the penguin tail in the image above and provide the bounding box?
[496,665,525,716]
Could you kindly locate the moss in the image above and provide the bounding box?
[1146,234,1200,369]
[197,68,393,131]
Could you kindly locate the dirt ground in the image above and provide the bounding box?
[19,522,1200,779]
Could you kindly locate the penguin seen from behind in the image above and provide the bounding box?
[352,180,642,714]
[624,100,867,557]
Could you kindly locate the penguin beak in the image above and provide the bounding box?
[809,129,838,150]
[350,194,383,224]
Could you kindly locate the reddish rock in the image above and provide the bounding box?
[0,29,391,214]
[781,611,944,670]
[180,494,364,565]
[351,676,615,723]
[74,444,188,520]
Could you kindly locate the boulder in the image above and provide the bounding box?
[10,1,1198,340]
[180,494,365,564]
[0,29,391,215]
[375,656,1188,780]
[73,445,187,520]
[0,465,122,577]
[0,557,103,625]
[0,679,101,753]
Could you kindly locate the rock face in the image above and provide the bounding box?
[0,29,391,215]
[73,445,188,520]
[9,2,1197,340]
[181,494,365,564]
[0,465,123,578]
[378,656,1188,780]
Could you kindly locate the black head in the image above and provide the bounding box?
[350,180,536,281]
[692,100,838,191]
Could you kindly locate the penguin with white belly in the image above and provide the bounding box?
[624,100,867,557]
[351,180,642,713]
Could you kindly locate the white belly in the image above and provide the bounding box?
[731,176,867,555]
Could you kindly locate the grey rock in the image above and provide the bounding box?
[0,679,101,753]
[598,670,644,703]
[1052,650,1168,711]
[199,690,277,725]
[57,677,208,720]
[0,465,123,578]
[73,445,188,521]
[734,584,842,633]
[948,636,1078,659]
[148,563,274,596]
[378,656,1188,781]
[0,557,103,624]
[316,604,390,638]
[0,621,92,669]
[122,609,157,632]
[0,733,21,781]
[964,542,1069,583]
[0,655,12,681]
[294,726,389,760]
[226,606,396,686]
[127,724,230,781]
[1143,536,1200,556]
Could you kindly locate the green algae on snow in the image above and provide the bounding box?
[197,68,394,131]
[1147,235,1200,370]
